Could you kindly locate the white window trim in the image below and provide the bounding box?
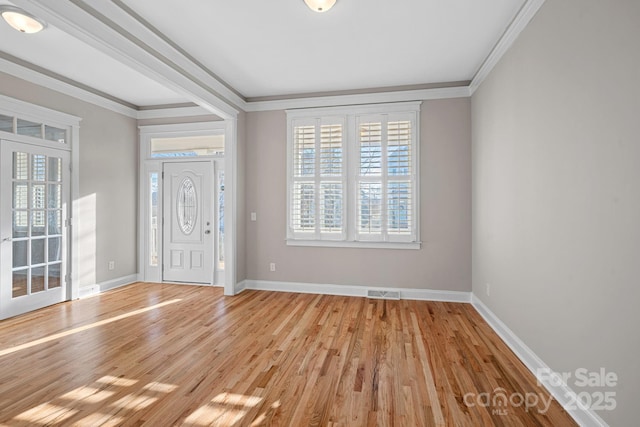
[286,101,421,250]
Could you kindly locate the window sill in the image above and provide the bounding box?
[286,239,422,250]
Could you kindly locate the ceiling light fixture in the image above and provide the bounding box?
[0,5,47,34]
[303,0,337,13]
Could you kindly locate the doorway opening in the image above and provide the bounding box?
[139,122,231,289]
[0,95,80,319]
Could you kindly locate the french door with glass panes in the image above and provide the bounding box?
[0,140,69,319]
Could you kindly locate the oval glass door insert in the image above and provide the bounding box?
[177,177,197,235]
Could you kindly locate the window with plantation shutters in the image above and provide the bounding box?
[287,102,420,249]
[357,115,415,242]
[290,118,345,239]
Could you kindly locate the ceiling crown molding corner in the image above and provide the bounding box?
[469,0,546,95]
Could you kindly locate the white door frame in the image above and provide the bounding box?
[138,121,236,295]
[0,140,71,319]
[0,94,81,306]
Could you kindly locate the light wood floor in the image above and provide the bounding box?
[0,283,576,426]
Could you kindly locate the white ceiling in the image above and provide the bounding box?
[0,17,188,106]
[0,0,527,108]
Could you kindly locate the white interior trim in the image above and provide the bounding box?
[0,57,138,118]
[136,105,213,120]
[70,119,81,300]
[139,121,226,137]
[0,93,82,126]
[137,121,235,293]
[0,94,82,303]
[223,118,238,295]
[469,0,547,94]
[78,274,138,298]
[471,294,609,427]
[238,280,471,303]
[248,87,470,112]
[286,240,421,250]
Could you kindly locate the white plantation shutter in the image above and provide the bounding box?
[387,119,413,236]
[291,124,316,232]
[290,118,345,239]
[356,113,416,242]
[358,120,383,236]
[319,122,343,233]
[287,102,419,247]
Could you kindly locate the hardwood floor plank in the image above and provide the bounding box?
[0,283,577,426]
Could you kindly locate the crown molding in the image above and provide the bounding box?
[469,0,546,95]
[245,86,471,112]
[12,0,239,119]
[2,0,545,118]
[0,93,82,126]
[0,56,138,118]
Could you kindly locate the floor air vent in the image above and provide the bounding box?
[367,290,400,300]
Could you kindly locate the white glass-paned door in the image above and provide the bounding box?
[1,140,69,320]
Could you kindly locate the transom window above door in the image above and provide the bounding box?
[0,113,68,145]
[150,134,224,158]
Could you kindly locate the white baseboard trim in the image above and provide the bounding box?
[78,274,138,299]
[78,285,100,299]
[234,280,247,294]
[471,294,609,427]
[239,280,470,303]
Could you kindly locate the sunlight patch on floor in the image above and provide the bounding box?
[59,385,115,404]
[212,392,263,407]
[183,392,264,426]
[95,375,139,388]
[250,400,281,426]
[143,381,179,393]
[0,299,182,357]
[14,403,78,425]
[73,412,124,426]
[110,394,159,411]
[9,376,178,426]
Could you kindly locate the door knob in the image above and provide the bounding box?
[204,230,211,235]
[1,237,11,243]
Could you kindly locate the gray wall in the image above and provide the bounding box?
[471,0,640,425]
[0,72,138,288]
[245,98,471,291]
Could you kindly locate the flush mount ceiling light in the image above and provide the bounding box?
[0,5,47,33]
[303,0,337,13]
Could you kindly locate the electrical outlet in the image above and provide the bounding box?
[269,262,276,272]
[251,212,257,221]
[486,283,490,296]
[108,261,115,271]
